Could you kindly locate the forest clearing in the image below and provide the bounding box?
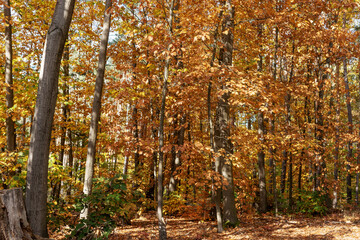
[2,0,360,239]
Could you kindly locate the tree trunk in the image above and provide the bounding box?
[0,188,43,240]
[80,0,112,219]
[169,115,185,193]
[257,23,267,214]
[207,9,223,232]
[25,0,76,236]
[333,62,340,209]
[214,0,238,226]
[288,153,293,209]
[344,58,353,203]
[53,42,70,202]
[157,1,175,239]
[4,0,15,152]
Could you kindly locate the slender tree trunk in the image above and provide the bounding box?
[25,0,76,236]
[288,153,293,208]
[269,26,278,212]
[257,23,267,214]
[67,129,73,197]
[357,66,360,205]
[53,42,70,202]
[4,0,15,152]
[333,62,340,209]
[80,0,112,219]
[169,115,185,193]
[344,58,353,203]
[209,81,223,232]
[207,9,223,232]
[157,1,175,239]
[133,104,140,178]
[280,151,287,194]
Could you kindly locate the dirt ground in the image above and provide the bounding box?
[108,211,360,240]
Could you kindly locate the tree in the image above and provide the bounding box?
[80,0,112,220]
[4,0,15,152]
[214,0,238,226]
[25,0,76,236]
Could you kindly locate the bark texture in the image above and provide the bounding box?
[25,0,76,237]
[4,0,15,151]
[214,0,238,226]
[0,188,41,240]
[80,0,112,219]
[157,1,175,239]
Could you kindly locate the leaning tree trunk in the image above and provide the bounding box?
[4,0,15,152]
[80,0,112,220]
[0,188,43,240]
[25,0,76,237]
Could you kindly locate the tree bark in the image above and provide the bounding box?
[333,62,340,209]
[257,23,267,214]
[4,0,15,152]
[214,0,238,225]
[0,188,44,240]
[344,58,353,203]
[25,0,76,236]
[157,1,175,239]
[80,0,112,219]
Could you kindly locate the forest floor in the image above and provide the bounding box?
[107,210,360,240]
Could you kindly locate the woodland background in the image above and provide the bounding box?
[1,0,360,239]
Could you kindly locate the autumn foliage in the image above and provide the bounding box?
[1,0,360,237]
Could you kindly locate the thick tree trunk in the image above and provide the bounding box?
[80,0,112,219]
[0,188,43,240]
[4,0,15,152]
[214,0,238,226]
[25,0,76,236]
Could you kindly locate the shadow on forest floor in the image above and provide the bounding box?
[106,211,360,240]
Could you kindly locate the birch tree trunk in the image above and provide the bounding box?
[4,0,15,152]
[80,0,112,220]
[25,0,76,236]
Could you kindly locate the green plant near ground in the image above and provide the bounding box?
[68,174,138,239]
[296,190,328,216]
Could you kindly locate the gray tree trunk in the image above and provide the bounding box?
[214,0,238,226]
[333,63,340,209]
[207,9,223,232]
[25,0,76,237]
[0,188,44,240]
[80,0,112,220]
[4,0,15,152]
[157,1,175,239]
[344,58,353,203]
[257,23,267,214]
